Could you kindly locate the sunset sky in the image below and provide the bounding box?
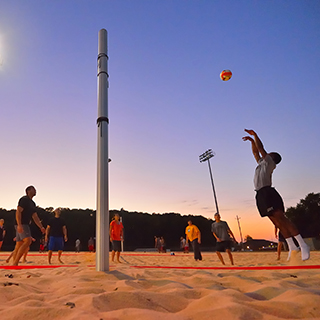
[0,1,319,241]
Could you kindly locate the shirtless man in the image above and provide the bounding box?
[242,129,309,261]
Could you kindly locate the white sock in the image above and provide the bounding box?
[286,238,299,261]
[285,237,299,251]
[294,234,310,261]
[294,234,307,248]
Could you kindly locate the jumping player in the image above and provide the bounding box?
[242,129,310,261]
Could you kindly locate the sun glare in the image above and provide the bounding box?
[0,35,4,67]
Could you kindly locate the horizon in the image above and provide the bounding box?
[0,205,279,242]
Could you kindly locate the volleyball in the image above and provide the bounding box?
[220,69,232,81]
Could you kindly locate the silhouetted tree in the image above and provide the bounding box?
[0,207,216,251]
[286,193,320,238]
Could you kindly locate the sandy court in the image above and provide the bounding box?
[0,251,320,320]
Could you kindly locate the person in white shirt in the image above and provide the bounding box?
[242,129,309,261]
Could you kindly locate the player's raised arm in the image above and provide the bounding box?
[242,135,261,163]
[244,129,267,159]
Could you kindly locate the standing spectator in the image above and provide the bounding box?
[75,239,81,253]
[160,236,166,253]
[39,237,46,253]
[211,213,237,265]
[184,238,189,253]
[12,186,45,266]
[109,213,124,263]
[180,236,189,253]
[45,208,68,264]
[275,226,286,260]
[180,237,186,252]
[0,219,6,251]
[185,220,202,261]
[154,236,161,253]
[88,237,95,252]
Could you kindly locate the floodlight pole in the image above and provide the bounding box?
[96,29,109,272]
[236,215,244,250]
[207,158,219,215]
[199,150,219,215]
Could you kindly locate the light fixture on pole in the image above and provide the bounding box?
[199,149,219,215]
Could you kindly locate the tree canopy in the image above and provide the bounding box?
[286,193,320,238]
[0,208,216,251]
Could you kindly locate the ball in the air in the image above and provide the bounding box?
[220,69,232,81]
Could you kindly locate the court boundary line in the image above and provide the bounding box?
[130,265,320,270]
[0,253,89,257]
[2,264,319,270]
[0,265,78,270]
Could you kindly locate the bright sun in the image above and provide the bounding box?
[0,35,4,66]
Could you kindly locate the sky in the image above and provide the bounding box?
[0,0,319,241]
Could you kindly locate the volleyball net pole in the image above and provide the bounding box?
[96,29,109,272]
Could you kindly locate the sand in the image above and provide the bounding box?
[1,250,320,320]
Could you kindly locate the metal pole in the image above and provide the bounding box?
[236,215,244,250]
[96,29,109,272]
[207,159,219,215]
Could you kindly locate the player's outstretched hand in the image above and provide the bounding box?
[244,129,256,135]
[242,136,253,142]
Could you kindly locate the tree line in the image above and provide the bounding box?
[0,207,216,251]
[0,192,319,251]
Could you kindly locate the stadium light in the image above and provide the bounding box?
[199,149,219,215]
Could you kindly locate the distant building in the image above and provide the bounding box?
[243,239,277,251]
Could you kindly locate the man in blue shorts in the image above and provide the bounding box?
[12,186,46,266]
[45,208,68,264]
[243,129,310,261]
[211,213,237,265]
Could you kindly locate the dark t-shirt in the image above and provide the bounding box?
[211,221,231,241]
[0,226,5,241]
[17,196,36,225]
[48,217,66,237]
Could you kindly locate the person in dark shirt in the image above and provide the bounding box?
[12,186,45,266]
[45,208,68,264]
[0,219,6,251]
[211,213,237,265]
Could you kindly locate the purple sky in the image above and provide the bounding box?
[0,1,319,240]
